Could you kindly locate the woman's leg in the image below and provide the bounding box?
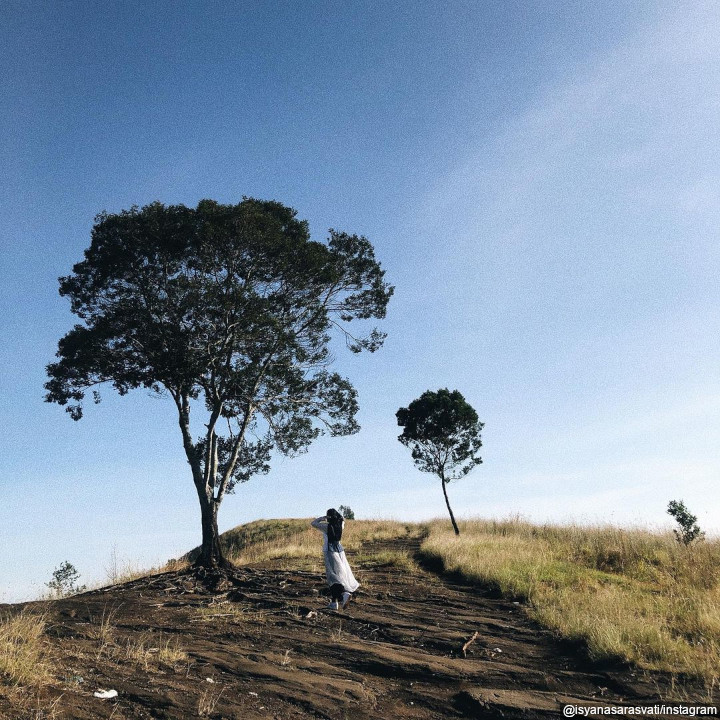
[329,583,345,601]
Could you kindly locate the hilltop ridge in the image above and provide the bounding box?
[0,519,709,718]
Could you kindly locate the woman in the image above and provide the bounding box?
[311,508,360,610]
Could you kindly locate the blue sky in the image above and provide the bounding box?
[2,1,719,601]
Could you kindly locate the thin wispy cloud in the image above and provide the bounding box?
[2,3,718,601]
[403,2,720,530]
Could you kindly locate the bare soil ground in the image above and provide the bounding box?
[0,535,705,719]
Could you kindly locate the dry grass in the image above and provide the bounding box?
[96,518,412,587]
[420,518,720,687]
[354,550,417,572]
[196,518,419,566]
[124,632,188,670]
[182,519,311,565]
[197,684,225,717]
[0,611,53,689]
[101,556,190,588]
[193,602,267,624]
[84,604,188,671]
[87,604,119,653]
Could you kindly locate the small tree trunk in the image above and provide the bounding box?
[195,496,233,570]
[441,478,460,536]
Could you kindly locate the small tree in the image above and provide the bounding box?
[45,199,393,569]
[339,505,355,520]
[396,389,483,536]
[667,500,704,545]
[46,561,86,598]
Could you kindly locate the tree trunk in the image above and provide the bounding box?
[441,478,460,536]
[173,390,233,571]
[195,496,233,570]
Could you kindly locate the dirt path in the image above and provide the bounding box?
[1,534,693,719]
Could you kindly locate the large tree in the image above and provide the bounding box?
[396,389,483,536]
[45,199,393,568]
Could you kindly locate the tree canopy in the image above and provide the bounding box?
[46,198,393,567]
[396,388,483,535]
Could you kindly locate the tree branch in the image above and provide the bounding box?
[215,404,254,505]
[170,387,206,497]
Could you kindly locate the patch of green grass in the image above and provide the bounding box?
[183,519,311,564]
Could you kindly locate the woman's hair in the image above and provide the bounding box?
[326,508,343,544]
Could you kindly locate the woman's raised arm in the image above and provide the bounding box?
[311,516,328,532]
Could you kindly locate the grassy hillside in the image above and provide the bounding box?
[183,517,418,566]
[180,515,720,686]
[420,518,720,687]
[3,515,717,711]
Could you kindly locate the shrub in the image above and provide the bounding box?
[46,561,86,598]
[667,500,704,545]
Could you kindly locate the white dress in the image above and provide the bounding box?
[311,517,360,593]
